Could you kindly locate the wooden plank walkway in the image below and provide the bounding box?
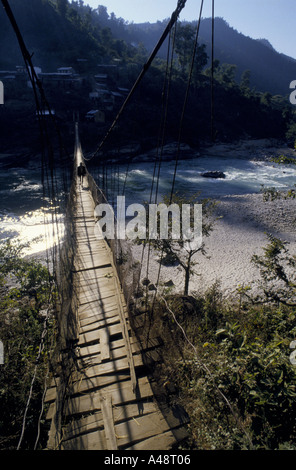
[44,130,188,450]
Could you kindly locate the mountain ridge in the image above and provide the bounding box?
[124,16,296,96]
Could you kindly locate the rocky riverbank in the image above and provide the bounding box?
[132,190,296,299]
[91,137,296,165]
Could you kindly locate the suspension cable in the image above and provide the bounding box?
[90,0,188,160]
[211,0,215,142]
[152,0,205,301]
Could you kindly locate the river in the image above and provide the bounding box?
[1,152,296,256]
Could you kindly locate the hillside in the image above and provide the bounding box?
[1,0,296,156]
[125,17,296,97]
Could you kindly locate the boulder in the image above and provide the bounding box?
[201,171,226,179]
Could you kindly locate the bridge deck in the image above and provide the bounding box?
[44,148,188,450]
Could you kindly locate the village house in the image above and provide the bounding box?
[85,109,105,124]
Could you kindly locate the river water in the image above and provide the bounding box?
[0,163,66,256]
[112,155,296,206]
[1,154,296,256]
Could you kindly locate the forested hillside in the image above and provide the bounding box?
[125,16,296,97]
[0,0,140,70]
[1,0,296,154]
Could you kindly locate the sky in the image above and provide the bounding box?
[84,0,296,59]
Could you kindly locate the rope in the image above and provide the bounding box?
[211,0,215,141]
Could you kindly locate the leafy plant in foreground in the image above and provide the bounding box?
[0,240,56,450]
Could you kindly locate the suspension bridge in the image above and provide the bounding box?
[1,0,215,451]
[42,124,188,450]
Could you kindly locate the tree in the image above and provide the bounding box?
[248,222,296,308]
[175,24,195,75]
[97,5,109,25]
[174,23,208,87]
[148,193,217,295]
[217,63,237,87]
[57,0,68,17]
[0,240,55,449]
[240,69,251,96]
[191,43,208,88]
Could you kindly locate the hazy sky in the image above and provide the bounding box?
[84,0,296,59]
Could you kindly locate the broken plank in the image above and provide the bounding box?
[99,328,110,362]
[78,321,126,346]
[100,395,118,450]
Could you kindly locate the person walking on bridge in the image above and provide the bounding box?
[77,162,86,188]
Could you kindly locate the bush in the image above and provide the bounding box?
[0,240,56,450]
[153,282,296,450]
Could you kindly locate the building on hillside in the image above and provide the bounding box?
[36,109,55,118]
[39,66,82,88]
[94,73,108,82]
[89,91,99,101]
[85,109,105,124]
[117,87,129,95]
[57,67,76,75]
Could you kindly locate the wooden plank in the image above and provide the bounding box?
[61,431,106,450]
[74,254,112,271]
[61,343,160,397]
[77,246,108,255]
[124,430,181,451]
[78,328,158,354]
[99,328,110,361]
[47,375,152,420]
[78,297,123,319]
[77,336,160,363]
[74,354,143,381]
[113,411,174,448]
[45,373,130,404]
[45,335,161,405]
[77,241,107,250]
[78,310,127,333]
[62,401,159,442]
[100,395,118,450]
[78,288,116,305]
[77,275,115,289]
[78,308,122,328]
[61,428,107,450]
[78,278,116,293]
[111,268,138,395]
[61,410,181,451]
[79,322,127,346]
[78,285,116,299]
[75,268,114,284]
[75,351,136,369]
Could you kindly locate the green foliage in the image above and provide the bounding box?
[151,226,296,449]
[251,234,296,306]
[285,122,296,148]
[270,155,296,165]
[0,0,290,149]
[174,23,208,82]
[0,240,56,450]
[155,282,296,450]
